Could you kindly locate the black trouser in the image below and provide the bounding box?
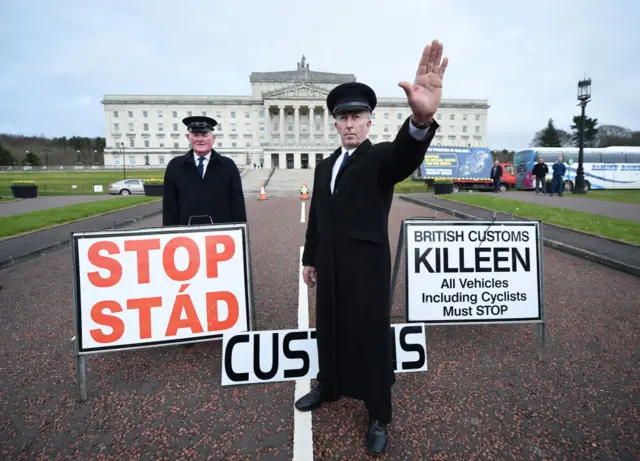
[365,388,392,424]
[535,177,545,192]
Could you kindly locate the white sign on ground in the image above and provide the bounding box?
[221,323,427,386]
[404,220,543,324]
[72,224,252,354]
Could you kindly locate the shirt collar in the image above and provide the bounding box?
[194,152,210,163]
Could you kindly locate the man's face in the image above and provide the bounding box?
[334,110,371,149]
[557,156,563,163]
[186,131,215,155]
[494,160,499,166]
[538,158,544,163]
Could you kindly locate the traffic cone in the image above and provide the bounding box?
[300,182,308,200]
[259,184,267,200]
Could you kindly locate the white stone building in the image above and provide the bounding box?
[101,56,490,169]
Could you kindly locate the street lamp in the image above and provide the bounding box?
[574,76,591,194]
[120,142,126,179]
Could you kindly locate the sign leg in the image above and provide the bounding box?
[537,322,546,361]
[389,221,405,320]
[77,354,87,401]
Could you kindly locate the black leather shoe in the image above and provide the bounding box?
[294,388,334,412]
[366,419,388,456]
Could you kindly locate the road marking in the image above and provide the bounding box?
[293,245,313,461]
[300,201,306,223]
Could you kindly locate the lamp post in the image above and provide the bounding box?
[574,77,591,194]
[120,142,126,179]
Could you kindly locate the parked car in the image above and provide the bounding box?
[108,179,145,195]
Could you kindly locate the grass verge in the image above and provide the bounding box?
[0,196,160,239]
[395,178,428,194]
[442,194,640,246]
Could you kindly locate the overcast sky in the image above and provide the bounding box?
[1,0,638,151]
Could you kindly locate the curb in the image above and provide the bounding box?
[0,207,163,271]
[399,195,640,278]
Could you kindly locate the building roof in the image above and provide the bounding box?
[249,55,356,84]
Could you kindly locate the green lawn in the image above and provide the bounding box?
[395,177,428,194]
[0,196,160,239]
[0,170,165,185]
[0,171,166,197]
[442,194,640,246]
[566,190,640,205]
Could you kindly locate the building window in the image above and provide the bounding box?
[113,123,119,131]
[158,123,163,131]
[173,123,178,131]
[463,114,468,120]
[143,111,148,118]
[159,156,165,164]
[128,111,133,117]
[113,111,118,117]
[218,142,223,147]
[129,139,134,148]
[201,111,206,116]
[145,140,149,148]
[475,126,480,133]
[449,125,455,132]
[232,142,237,147]
[187,111,192,117]
[462,126,468,133]
[231,111,236,118]
[476,114,480,121]
[437,113,442,120]
[129,156,135,165]
[172,111,177,118]
[157,110,163,118]
[144,123,149,131]
[450,114,455,120]
[245,111,250,118]
[159,143,164,148]
[174,142,179,148]
[397,113,402,120]
[384,113,389,119]
[129,123,134,131]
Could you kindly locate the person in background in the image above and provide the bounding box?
[532,157,549,194]
[551,156,566,197]
[490,160,503,192]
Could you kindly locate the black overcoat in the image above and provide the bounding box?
[302,117,438,403]
[162,149,247,226]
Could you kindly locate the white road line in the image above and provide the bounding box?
[293,245,313,461]
[300,201,306,223]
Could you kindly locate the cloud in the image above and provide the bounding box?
[0,0,638,150]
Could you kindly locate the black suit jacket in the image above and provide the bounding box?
[162,149,247,226]
[491,165,503,179]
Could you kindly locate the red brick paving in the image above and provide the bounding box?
[0,195,638,460]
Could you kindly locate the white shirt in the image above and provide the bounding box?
[194,152,211,177]
[329,121,431,193]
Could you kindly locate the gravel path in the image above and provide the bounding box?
[0,196,638,460]
[0,195,120,217]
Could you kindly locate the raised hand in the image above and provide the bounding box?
[398,40,448,124]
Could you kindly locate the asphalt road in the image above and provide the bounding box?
[0,195,120,217]
[0,196,638,460]
[494,191,640,223]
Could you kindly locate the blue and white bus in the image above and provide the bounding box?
[513,146,640,191]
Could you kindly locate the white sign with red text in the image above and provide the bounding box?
[72,224,251,354]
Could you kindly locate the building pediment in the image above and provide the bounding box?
[263,84,329,100]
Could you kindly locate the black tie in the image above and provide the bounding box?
[197,156,205,178]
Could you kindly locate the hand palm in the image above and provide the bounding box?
[399,40,448,122]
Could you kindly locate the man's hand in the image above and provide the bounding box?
[398,39,449,125]
[303,266,317,288]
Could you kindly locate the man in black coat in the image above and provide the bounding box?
[162,115,247,226]
[490,160,503,192]
[531,157,549,194]
[295,40,448,456]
